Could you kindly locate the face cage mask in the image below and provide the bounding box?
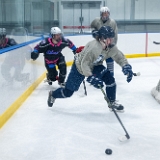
[101,11,110,22]
[99,37,114,49]
[52,34,62,42]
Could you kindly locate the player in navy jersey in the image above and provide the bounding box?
[31,27,77,86]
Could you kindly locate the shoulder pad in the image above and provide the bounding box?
[62,36,68,42]
[39,38,48,46]
[110,18,116,24]
[91,17,101,28]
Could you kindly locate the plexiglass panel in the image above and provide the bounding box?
[0,44,45,114]
[0,0,160,35]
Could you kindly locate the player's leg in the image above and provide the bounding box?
[47,63,85,107]
[57,55,67,87]
[92,65,124,112]
[106,57,114,76]
[44,59,58,85]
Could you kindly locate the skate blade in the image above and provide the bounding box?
[109,108,125,113]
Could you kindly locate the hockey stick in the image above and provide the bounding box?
[98,85,130,142]
[133,72,140,76]
[83,80,87,96]
[153,41,160,45]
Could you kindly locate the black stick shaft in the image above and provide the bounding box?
[133,73,137,76]
[153,41,160,45]
[100,86,130,139]
[83,80,87,96]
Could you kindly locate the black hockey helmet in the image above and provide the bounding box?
[98,26,115,40]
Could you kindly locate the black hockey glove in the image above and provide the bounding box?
[86,75,104,89]
[122,64,133,83]
[31,51,39,60]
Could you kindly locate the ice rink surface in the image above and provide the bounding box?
[0,57,160,160]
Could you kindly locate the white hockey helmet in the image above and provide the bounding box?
[100,6,110,15]
[50,27,62,36]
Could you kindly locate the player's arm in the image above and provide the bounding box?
[80,46,94,77]
[111,47,133,83]
[109,46,128,67]
[65,38,77,53]
[113,21,118,45]
[62,37,77,54]
[31,39,48,60]
[111,19,118,45]
[90,18,100,39]
[90,18,99,30]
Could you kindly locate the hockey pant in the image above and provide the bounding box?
[52,63,85,98]
[45,55,67,83]
[52,64,116,101]
[92,65,116,102]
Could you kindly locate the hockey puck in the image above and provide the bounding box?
[105,149,112,155]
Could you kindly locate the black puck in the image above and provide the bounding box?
[105,149,112,155]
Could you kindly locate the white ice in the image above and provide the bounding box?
[0,57,160,160]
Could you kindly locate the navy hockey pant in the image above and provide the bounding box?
[52,63,116,102]
[92,65,116,102]
[52,63,85,98]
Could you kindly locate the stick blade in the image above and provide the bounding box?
[118,135,130,142]
[136,72,141,76]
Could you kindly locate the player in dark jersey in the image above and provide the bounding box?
[31,27,77,86]
[0,28,17,48]
[0,28,30,85]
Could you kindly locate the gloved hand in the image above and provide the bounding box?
[86,75,104,89]
[93,54,104,65]
[122,64,133,83]
[31,50,39,60]
[73,46,84,54]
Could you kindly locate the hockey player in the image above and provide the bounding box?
[47,26,133,112]
[0,28,30,84]
[0,28,17,48]
[90,6,118,77]
[31,27,77,86]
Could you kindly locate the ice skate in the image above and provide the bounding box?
[44,73,52,85]
[47,91,56,107]
[108,101,124,113]
[58,82,65,88]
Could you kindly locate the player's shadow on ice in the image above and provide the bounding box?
[36,83,59,91]
[50,108,140,124]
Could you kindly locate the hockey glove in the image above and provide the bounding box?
[122,64,133,83]
[31,50,39,60]
[87,75,104,89]
[93,54,104,65]
[73,46,84,54]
